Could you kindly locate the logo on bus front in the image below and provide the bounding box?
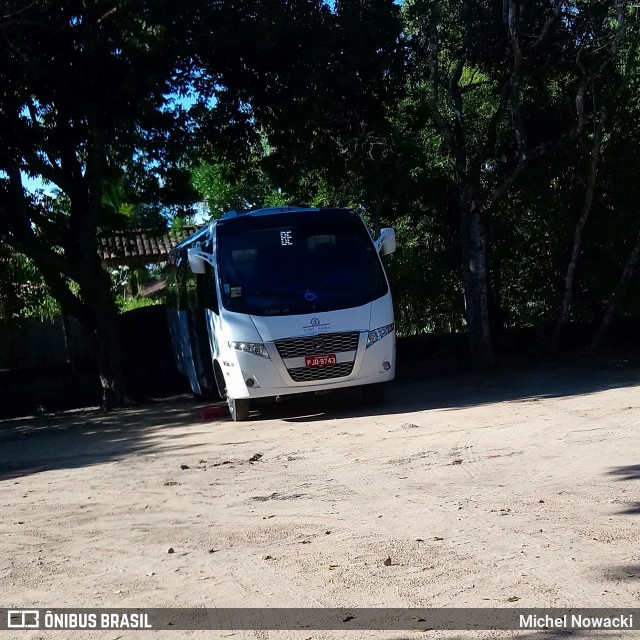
[303,317,330,335]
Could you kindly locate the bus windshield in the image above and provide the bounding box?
[216,210,388,316]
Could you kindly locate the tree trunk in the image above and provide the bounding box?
[97,281,129,410]
[33,247,129,409]
[590,236,640,351]
[95,308,129,410]
[80,263,131,410]
[551,112,606,353]
[61,312,79,388]
[461,201,494,367]
[23,247,130,409]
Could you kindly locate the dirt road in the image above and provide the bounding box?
[1,364,640,639]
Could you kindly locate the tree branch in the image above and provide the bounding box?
[591,232,640,351]
[476,78,511,170]
[447,48,468,132]
[427,1,440,108]
[482,117,587,213]
[531,0,563,49]
[97,7,118,25]
[551,107,608,351]
[505,0,528,156]
[425,0,465,173]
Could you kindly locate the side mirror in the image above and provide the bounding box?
[188,248,208,274]
[376,228,396,256]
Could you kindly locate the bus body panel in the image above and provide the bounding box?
[168,309,207,396]
[246,303,371,342]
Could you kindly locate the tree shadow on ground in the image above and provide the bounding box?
[606,465,640,515]
[0,395,215,481]
[3,363,640,481]
[615,502,640,515]
[603,564,640,581]
[607,464,640,481]
[258,364,640,423]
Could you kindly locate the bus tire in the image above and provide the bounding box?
[228,397,250,422]
[361,383,385,404]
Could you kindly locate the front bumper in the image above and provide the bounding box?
[221,330,395,400]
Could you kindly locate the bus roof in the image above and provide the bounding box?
[218,206,350,220]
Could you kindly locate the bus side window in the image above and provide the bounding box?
[197,263,219,314]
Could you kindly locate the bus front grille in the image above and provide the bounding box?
[274,332,359,359]
[287,362,355,382]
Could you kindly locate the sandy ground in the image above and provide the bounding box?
[1,363,640,639]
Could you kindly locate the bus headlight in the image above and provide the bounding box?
[228,341,270,358]
[366,323,395,349]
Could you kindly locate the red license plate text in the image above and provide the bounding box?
[305,354,337,368]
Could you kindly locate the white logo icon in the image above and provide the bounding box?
[8,610,40,628]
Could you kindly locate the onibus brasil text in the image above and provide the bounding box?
[36,611,151,629]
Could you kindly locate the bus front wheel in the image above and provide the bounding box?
[228,397,250,422]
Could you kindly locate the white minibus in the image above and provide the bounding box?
[169,206,396,420]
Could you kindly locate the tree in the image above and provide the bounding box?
[550,1,626,352]
[400,0,614,364]
[0,0,195,407]
[191,0,406,225]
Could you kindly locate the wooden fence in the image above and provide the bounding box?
[0,316,94,370]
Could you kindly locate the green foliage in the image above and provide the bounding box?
[115,296,159,313]
[0,246,60,322]
[386,213,465,335]
[192,162,290,217]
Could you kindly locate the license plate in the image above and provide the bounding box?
[305,354,337,368]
